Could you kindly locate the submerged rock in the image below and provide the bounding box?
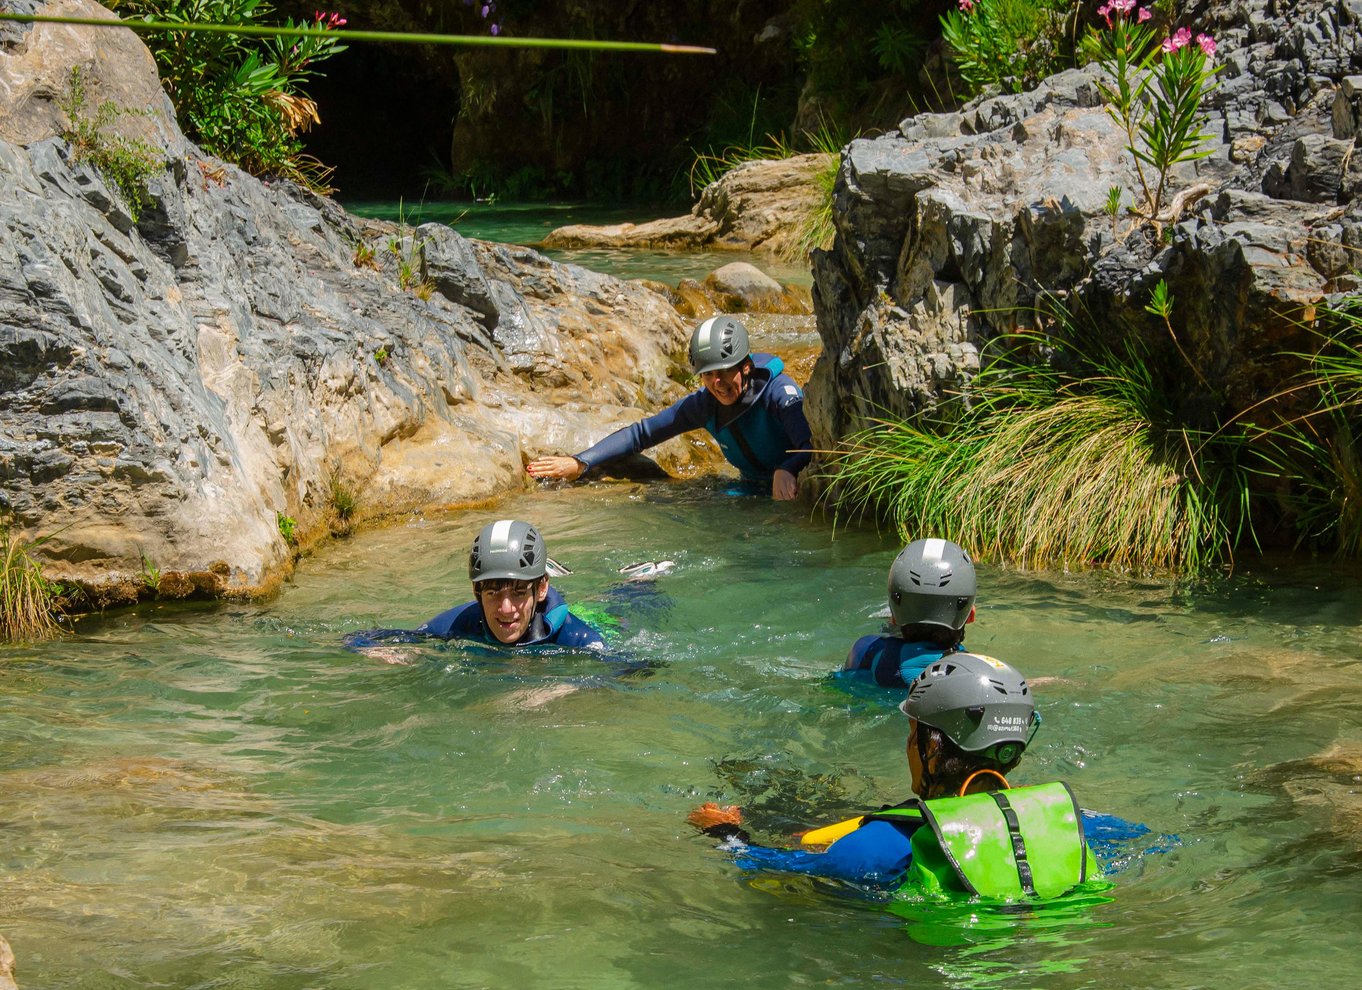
[0,4,722,600]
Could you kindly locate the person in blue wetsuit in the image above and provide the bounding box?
[839,538,977,692]
[526,316,812,500]
[690,653,1135,899]
[345,519,605,651]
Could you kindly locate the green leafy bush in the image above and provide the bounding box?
[57,67,164,222]
[112,0,346,188]
[940,0,1075,97]
[1089,1,1221,223]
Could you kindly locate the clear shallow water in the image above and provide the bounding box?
[3,480,1361,989]
[344,200,815,286]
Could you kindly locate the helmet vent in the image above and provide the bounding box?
[907,567,951,588]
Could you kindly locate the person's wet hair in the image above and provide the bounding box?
[916,723,1023,799]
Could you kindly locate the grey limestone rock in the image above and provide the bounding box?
[807,0,1358,460]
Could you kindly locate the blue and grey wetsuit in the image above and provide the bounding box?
[837,636,962,690]
[344,586,605,650]
[573,353,812,484]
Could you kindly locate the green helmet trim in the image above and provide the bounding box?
[867,782,1089,899]
[688,316,750,373]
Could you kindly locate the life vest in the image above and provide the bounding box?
[705,355,798,480]
[864,782,1091,900]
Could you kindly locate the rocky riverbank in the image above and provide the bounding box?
[1,1,729,605]
[803,0,1362,456]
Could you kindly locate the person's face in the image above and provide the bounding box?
[700,361,748,406]
[476,577,548,644]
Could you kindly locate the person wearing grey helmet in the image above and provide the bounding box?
[839,537,978,692]
[687,653,1150,899]
[345,520,606,651]
[417,519,605,647]
[526,315,812,500]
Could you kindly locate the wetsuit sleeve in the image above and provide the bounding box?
[573,392,711,472]
[770,375,813,477]
[342,627,439,650]
[843,634,878,671]
[725,821,916,888]
[552,613,608,650]
[1081,810,1177,873]
[414,602,485,641]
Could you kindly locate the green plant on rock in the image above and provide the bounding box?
[1090,0,1222,224]
[140,553,162,592]
[327,467,359,534]
[787,121,852,262]
[386,200,434,298]
[352,239,378,270]
[940,0,1076,97]
[276,511,298,546]
[110,0,346,189]
[818,304,1263,574]
[56,67,164,222]
[2,523,65,641]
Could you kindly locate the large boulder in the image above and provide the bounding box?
[0,3,718,602]
[542,153,829,257]
[807,0,1362,455]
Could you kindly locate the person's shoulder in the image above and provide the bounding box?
[752,355,802,406]
[417,600,482,639]
[846,633,884,667]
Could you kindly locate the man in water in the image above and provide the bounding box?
[689,653,1123,897]
[345,519,605,651]
[526,316,812,500]
[837,538,977,692]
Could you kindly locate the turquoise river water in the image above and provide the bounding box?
[3,480,1361,989]
[343,200,815,286]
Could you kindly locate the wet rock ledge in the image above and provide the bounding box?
[0,0,721,604]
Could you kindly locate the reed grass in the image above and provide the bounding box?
[820,327,1258,573]
[1272,307,1362,555]
[1,524,64,641]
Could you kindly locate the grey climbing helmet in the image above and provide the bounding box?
[468,519,547,583]
[888,538,976,633]
[900,652,1036,759]
[688,316,750,373]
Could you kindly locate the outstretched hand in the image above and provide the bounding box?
[687,802,743,830]
[771,468,798,501]
[527,455,585,482]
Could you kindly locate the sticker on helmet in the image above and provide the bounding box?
[976,654,1008,670]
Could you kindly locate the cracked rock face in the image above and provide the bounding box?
[1,3,716,597]
[809,1,1362,455]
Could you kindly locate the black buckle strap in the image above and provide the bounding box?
[991,792,1037,897]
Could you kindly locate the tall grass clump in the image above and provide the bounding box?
[1272,308,1362,555]
[786,122,848,262]
[2,524,64,641]
[820,318,1260,573]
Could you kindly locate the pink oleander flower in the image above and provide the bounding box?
[1138,7,1151,21]
[1163,26,1192,52]
[959,0,974,11]
[1109,0,1137,12]
[1196,33,1217,56]
[314,11,346,29]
